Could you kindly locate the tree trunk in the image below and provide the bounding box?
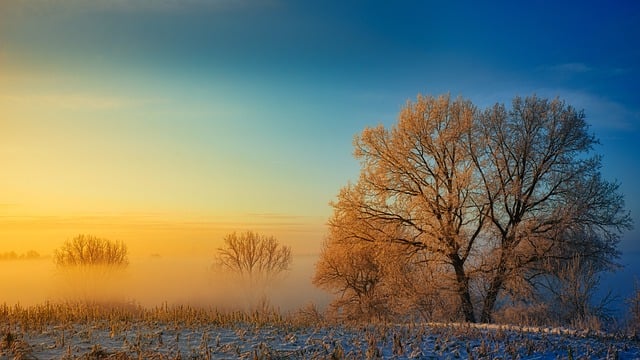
[481,262,506,323]
[450,254,476,323]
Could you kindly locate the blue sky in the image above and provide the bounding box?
[1,0,639,301]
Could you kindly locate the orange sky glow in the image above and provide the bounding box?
[0,211,326,258]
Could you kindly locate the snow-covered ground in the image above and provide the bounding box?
[2,321,638,359]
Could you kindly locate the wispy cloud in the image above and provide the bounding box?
[540,89,639,131]
[4,0,279,14]
[0,212,324,228]
[539,63,633,78]
[547,62,593,74]
[0,93,160,111]
[245,213,315,220]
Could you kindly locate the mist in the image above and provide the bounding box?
[0,253,329,312]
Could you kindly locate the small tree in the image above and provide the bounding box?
[314,236,389,321]
[53,234,128,302]
[215,231,291,283]
[54,234,129,268]
[540,255,616,329]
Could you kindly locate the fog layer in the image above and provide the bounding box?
[0,254,328,311]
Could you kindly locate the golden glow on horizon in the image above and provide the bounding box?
[0,212,326,257]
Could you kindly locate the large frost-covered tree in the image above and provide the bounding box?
[314,94,631,323]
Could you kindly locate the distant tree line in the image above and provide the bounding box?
[0,250,41,261]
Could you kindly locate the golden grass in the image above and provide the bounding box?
[1,301,289,333]
[0,301,636,359]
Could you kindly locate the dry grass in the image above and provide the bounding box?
[1,301,285,331]
[1,301,638,359]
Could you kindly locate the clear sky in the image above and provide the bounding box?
[1,0,639,296]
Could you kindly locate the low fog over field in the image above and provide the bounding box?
[0,249,328,311]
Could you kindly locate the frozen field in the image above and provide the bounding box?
[2,320,639,359]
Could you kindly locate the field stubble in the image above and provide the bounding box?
[1,302,639,359]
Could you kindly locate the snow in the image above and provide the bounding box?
[3,321,639,359]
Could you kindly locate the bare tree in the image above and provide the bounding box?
[315,94,483,322]
[52,235,128,303]
[541,255,616,329]
[472,96,631,322]
[316,93,631,324]
[215,231,291,284]
[313,236,388,321]
[54,234,128,268]
[314,183,390,321]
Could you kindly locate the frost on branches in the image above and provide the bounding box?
[314,94,632,325]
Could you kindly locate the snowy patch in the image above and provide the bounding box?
[2,321,638,359]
